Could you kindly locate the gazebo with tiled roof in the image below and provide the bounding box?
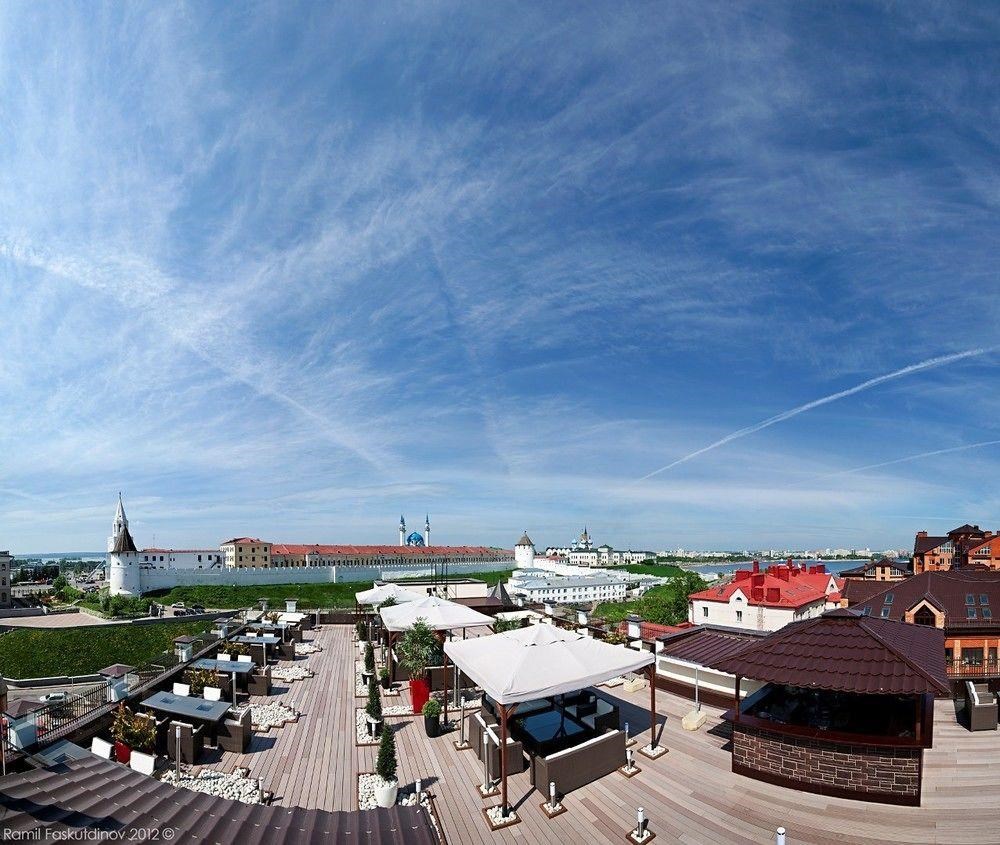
[708,609,948,806]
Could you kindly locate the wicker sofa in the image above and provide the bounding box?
[529,729,626,797]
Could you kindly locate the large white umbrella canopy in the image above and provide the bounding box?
[355,583,423,606]
[378,595,494,632]
[444,623,654,705]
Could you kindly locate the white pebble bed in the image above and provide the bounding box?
[271,664,313,683]
[355,708,381,744]
[641,743,666,757]
[382,704,413,717]
[233,701,297,731]
[357,773,439,836]
[295,642,322,655]
[161,768,263,804]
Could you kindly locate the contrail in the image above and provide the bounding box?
[637,348,994,482]
[796,439,1000,484]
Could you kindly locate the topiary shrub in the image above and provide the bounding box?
[376,724,397,783]
[366,678,383,722]
[364,642,375,674]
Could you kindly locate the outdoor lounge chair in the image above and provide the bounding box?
[966,681,998,731]
[166,721,204,764]
[172,683,191,697]
[90,737,114,759]
[248,665,271,696]
[484,725,527,781]
[530,729,626,797]
[567,697,620,733]
[217,705,253,753]
[278,642,297,660]
[129,751,156,776]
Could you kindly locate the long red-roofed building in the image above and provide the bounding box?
[688,560,844,632]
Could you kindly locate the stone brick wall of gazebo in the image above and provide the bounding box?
[732,722,922,805]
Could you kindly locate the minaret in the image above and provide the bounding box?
[399,515,406,547]
[424,515,431,547]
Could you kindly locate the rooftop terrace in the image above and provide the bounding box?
[203,624,998,844]
[5,622,999,843]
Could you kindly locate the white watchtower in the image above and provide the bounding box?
[107,493,141,596]
[515,532,536,569]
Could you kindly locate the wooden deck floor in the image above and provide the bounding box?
[201,624,1000,844]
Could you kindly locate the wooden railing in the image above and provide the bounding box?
[946,659,1000,678]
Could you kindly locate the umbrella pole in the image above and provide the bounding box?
[443,650,449,726]
[499,704,509,817]
[389,632,396,683]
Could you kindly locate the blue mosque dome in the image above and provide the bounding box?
[405,531,426,547]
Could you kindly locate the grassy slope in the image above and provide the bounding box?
[144,569,516,610]
[0,620,210,679]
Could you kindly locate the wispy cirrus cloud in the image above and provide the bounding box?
[0,2,998,552]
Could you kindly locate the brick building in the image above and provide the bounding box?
[844,569,1000,682]
[912,524,1000,574]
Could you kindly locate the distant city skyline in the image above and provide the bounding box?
[2,4,998,552]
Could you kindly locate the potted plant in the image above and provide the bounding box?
[422,698,442,738]
[227,641,251,657]
[604,629,627,646]
[379,668,391,690]
[398,619,436,715]
[365,678,383,738]
[356,620,368,642]
[184,667,220,697]
[362,642,376,686]
[130,712,157,755]
[373,723,398,807]
[110,703,133,763]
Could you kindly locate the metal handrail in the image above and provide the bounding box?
[2,613,249,755]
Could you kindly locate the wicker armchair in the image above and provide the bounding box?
[166,721,204,764]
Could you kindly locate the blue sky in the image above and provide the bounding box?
[1,2,998,553]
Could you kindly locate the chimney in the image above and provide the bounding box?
[734,570,750,582]
[752,573,765,587]
[776,567,790,582]
[917,531,928,538]
[751,586,764,602]
[752,560,760,574]
[766,587,781,603]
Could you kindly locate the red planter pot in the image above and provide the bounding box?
[409,678,430,715]
[114,741,131,764]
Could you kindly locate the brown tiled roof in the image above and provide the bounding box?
[841,578,896,606]
[656,625,767,666]
[709,610,949,695]
[849,570,1000,625]
[840,557,913,578]
[914,535,948,555]
[0,755,438,844]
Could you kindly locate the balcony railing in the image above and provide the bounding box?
[946,659,1000,678]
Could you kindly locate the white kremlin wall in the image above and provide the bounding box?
[112,559,514,596]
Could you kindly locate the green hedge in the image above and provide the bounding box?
[0,620,210,679]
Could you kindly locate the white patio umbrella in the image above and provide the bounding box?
[379,596,494,723]
[445,623,656,818]
[354,583,423,605]
[378,595,493,631]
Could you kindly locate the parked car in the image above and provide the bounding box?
[39,691,68,703]
[170,602,186,609]
[190,604,206,614]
